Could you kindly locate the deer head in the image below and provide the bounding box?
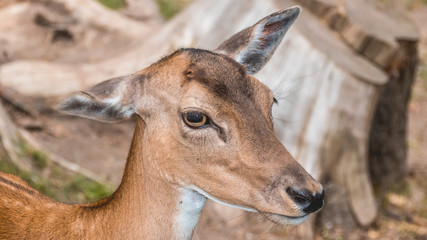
[58,6,324,227]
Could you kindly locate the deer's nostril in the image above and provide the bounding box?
[302,189,325,214]
[286,187,325,214]
[286,187,312,205]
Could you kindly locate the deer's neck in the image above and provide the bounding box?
[83,117,205,240]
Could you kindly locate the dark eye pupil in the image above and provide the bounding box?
[186,112,203,123]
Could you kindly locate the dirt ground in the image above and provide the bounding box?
[1,0,426,239]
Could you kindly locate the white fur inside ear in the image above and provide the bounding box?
[58,93,135,123]
[220,6,300,75]
[101,95,135,118]
[103,95,121,105]
[235,24,276,67]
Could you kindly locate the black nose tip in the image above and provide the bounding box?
[286,187,324,214]
[303,190,324,213]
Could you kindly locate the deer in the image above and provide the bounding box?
[0,6,324,240]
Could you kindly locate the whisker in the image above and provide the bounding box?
[308,166,323,177]
[271,71,319,105]
[272,116,298,125]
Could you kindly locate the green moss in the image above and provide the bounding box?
[406,0,427,10]
[0,158,50,195]
[97,0,190,19]
[155,0,189,19]
[97,0,126,9]
[0,158,112,203]
[1,136,112,203]
[30,150,48,169]
[17,139,48,169]
[0,156,18,174]
[64,175,112,202]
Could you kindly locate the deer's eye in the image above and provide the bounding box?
[183,112,210,128]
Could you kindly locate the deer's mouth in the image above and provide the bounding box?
[262,212,309,225]
[189,186,311,226]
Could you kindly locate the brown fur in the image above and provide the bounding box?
[0,118,179,239]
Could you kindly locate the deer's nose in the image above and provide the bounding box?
[286,187,324,214]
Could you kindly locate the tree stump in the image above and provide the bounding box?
[0,0,160,63]
[294,0,419,193]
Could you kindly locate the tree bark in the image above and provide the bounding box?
[368,40,418,190]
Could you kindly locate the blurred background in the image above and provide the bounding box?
[0,0,426,239]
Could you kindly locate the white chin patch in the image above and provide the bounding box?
[174,189,206,240]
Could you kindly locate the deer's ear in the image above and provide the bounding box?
[215,6,300,75]
[57,75,139,122]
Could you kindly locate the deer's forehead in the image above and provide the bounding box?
[168,49,271,105]
[147,49,273,113]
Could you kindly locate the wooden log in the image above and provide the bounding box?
[0,0,159,63]
[294,0,418,67]
[294,0,420,196]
